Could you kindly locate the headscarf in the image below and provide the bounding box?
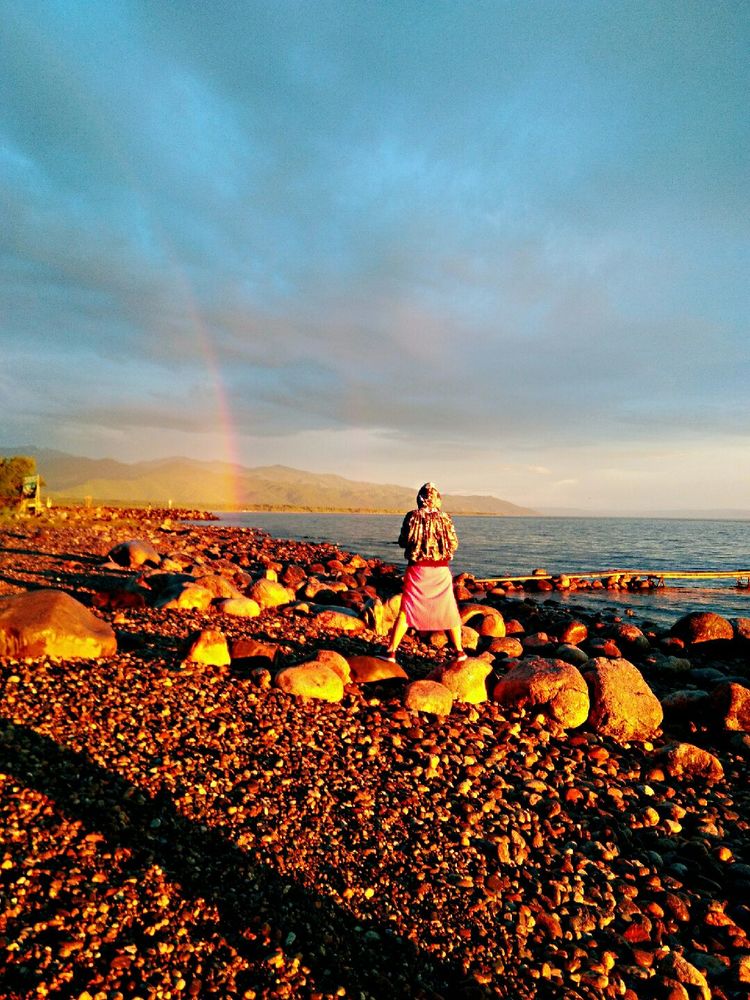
[399,482,457,561]
[416,482,441,510]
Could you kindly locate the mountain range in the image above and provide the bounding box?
[4,447,536,515]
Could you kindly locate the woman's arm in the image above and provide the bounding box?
[445,514,459,556]
[398,511,412,549]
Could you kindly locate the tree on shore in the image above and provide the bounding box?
[0,456,38,508]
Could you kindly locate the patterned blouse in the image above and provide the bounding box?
[398,507,459,564]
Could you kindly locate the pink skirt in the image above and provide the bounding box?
[401,564,461,631]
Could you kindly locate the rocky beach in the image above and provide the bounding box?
[1,508,749,1000]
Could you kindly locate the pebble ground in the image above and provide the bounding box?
[1,511,749,999]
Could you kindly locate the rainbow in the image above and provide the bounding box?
[17,23,245,508]
[182,287,244,511]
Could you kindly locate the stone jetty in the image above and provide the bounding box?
[0,507,748,998]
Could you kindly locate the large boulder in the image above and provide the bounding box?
[139,571,192,597]
[311,607,366,633]
[312,649,351,683]
[217,597,261,618]
[155,583,214,611]
[281,563,308,590]
[304,578,348,599]
[709,682,750,732]
[429,658,492,704]
[661,689,710,722]
[460,604,506,638]
[347,655,408,683]
[248,578,295,610]
[275,663,344,702]
[0,589,117,660]
[184,628,231,667]
[609,623,650,654]
[107,539,161,569]
[380,594,402,632]
[460,625,480,651]
[559,620,588,645]
[404,679,454,716]
[362,597,385,635]
[230,638,280,669]
[493,658,589,728]
[657,742,724,783]
[486,637,524,659]
[584,657,663,741]
[651,654,693,676]
[670,612,734,644]
[522,632,556,655]
[192,574,244,600]
[555,643,590,667]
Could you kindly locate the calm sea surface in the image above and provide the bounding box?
[213,513,750,628]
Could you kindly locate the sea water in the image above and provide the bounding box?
[213,513,750,628]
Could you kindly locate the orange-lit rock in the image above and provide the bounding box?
[584,657,663,741]
[658,742,724,783]
[347,655,408,683]
[521,632,555,654]
[230,637,280,668]
[404,679,454,716]
[460,625,480,651]
[559,620,588,645]
[192,574,244,600]
[312,649,351,683]
[0,589,117,660]
[311,607,365,632]
[281,563,308,589]
[709,682,750,732]
[493,657,589,728]
[217,597,261,617]
[429,658,491,704]
[156,583,214,611]
[460,604,506,638]
[248,578,294,610]
[610,622,650,653]
[486,636,524,659]
[184,628,231,667]
[670,611,734,644]
[107,538,161,568]
[275,663,344,702]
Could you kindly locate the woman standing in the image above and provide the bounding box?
[386,482,466,662]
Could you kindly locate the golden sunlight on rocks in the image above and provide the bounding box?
[0,507,748,999]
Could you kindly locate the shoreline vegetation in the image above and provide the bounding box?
[1,506,749,998]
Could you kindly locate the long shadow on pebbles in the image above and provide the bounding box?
[0,720,482,1000]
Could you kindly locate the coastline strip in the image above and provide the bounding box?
[477,568,750,583]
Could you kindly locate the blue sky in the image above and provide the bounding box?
[2,1,748,510]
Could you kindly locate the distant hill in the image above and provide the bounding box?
[3,447,537,515]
